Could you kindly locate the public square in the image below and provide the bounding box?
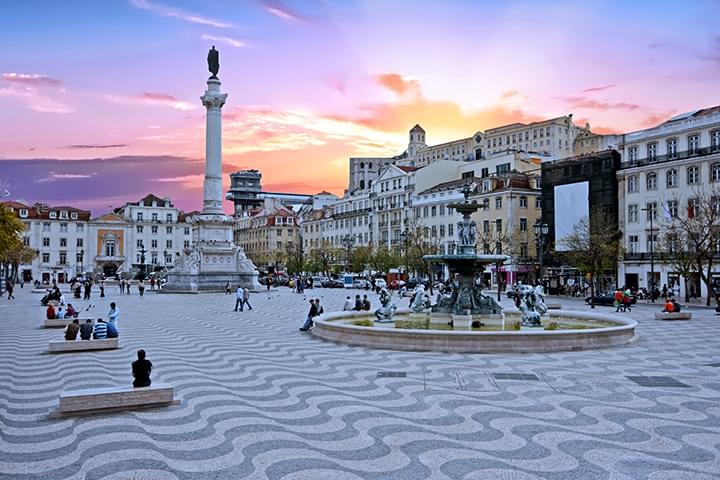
[1,286,719,480]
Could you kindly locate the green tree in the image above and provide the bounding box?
[560,210,622,308]
[368,247,399,276]
[308,241,337,277]
[349,246,372,274]
[0,204,26,280]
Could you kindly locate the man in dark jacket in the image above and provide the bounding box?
[299,299,318,331]
[80,319,94,340]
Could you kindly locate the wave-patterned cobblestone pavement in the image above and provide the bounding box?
[1,287,719,479]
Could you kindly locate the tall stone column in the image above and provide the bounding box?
[201,77,227,215]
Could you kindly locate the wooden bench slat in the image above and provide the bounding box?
[58,384,174,413]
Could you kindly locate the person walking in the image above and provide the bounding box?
[83,281,91,300]
[150,277,156,291]
[241,287,252,311]
[299,299,318,331]
[234,286,243,311]
[138,280,145,296]
[266,275,272,292]
[6,281,14,300]
[225,281,231,295]
[100,281,105,298]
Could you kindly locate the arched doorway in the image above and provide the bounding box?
[103,263,118,278]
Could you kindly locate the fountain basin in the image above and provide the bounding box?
[311,309,637,353]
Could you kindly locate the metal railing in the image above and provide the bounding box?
[620,146,720,170]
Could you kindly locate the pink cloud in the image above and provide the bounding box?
[260,1,307,22]
[104,92,197,111]
[129,0,234,28]
[1,73,62,87]
[581,84,615,93]
[561,96,641,112]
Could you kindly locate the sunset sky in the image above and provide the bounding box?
[1,0,719,214]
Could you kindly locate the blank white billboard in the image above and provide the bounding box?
[554,181,589,251]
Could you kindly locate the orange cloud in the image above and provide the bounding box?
[375,73,421,97]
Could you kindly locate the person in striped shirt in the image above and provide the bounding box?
[93,319,108,339]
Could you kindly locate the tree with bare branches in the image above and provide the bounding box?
[560,210,622,308]
[663,189,720,306]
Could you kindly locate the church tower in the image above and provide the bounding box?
[408,124,426,157]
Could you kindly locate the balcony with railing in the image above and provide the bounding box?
[620,146,720,170]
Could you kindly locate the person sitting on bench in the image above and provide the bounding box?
[106,320,119,339]
[663,299,674,313]
[80,319,94,340]
[132,349,152,388]
[671,299,681,312]
[56,306,66,319]
[46,304,56,320]
[93,319,108,339]
[64,319,80,340]
[66,304,78,318]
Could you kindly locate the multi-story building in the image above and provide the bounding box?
[235,204,300,268]
[370,164,418,249]
[617,106,720,297]
[484,115,588,158]
[540,150,622,292]
[3,201,91,283]
[470,171,543,286]
[2,194,195,282]
[107,194,193,276]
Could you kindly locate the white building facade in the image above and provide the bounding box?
[617,106,720,298]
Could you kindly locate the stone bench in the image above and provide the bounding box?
[43,317,94,328]
[654,312,692,320]
[546,303,562,310]
[57,383,174,415]
[49,338,119,353]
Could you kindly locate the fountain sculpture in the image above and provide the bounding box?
[518,284,548,327]
[424,183,507,318]
[374,287,397,323]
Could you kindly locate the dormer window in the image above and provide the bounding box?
[70,212,78,219]
[60,210,68,219]
[49,211,57,219]
[19,209,28,218]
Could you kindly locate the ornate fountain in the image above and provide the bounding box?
[423,183,507,327]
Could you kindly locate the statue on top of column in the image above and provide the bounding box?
[207,46,219,78]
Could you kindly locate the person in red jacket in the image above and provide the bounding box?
[46,304,56,320]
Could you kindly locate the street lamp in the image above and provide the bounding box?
[641,206,656,302]
[400,230,408,279]
[341,234,354,272]
[533,221,549,286]
[78,249,84,277]
[138,242,147,280]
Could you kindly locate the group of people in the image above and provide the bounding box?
[291,276,312,293]
[118,278,147,295]
[46,302,85,319]
[613,288,634,312]
[299,298,324,331]
[70,279,103,299]
[662,298,682,313]
[62,302,121,340]
[233,286,253,311]
[343,294,371,312]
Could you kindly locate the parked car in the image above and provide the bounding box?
[353,279,370,289]
[390,279,405,290]
[312,276,327,287]
[585,291,637,306]
[321,279,344,288]
[373,279,387,291]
